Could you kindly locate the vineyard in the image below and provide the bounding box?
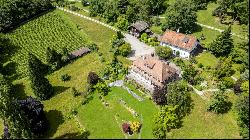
[6,10,89,78]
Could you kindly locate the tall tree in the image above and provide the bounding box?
[166,81,192,118]
[162,0,197,33]
[27,54,53,100]
[208,26,234,57]
[0,74,33,139]
[235,93,249,139]
[152,105,180,139]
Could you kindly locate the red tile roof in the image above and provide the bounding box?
[131,54,177,87]
[160,30,198,51]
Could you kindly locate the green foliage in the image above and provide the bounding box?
[118,43,132,57]
[71,87,80,97]
[207,91,231,114]
[115,15,129,31]
[162,0,197,33]
[235,93,249,139]
[241,81,249,93]
[27,54,53,100]
[208,26,234,57]
[166,81,192,118]
[0,74,33,139]
[86,43,99,52]
[152,105,181,139]
[0,0,52,32]
[213,0,249,24]
[6,11,87,78]
[213,57,234,79]
[140,33,149,43]
[93,81,110,96]
[46,47,63,69]
[222,77,235,88]
[155,46,173,59]
[198,63,204,68]
[61,74,71,82]
[223,77,234,88]
[182,64,198,85]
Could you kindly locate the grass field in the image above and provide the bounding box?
[77,87,159,139]
[168,92,241,139]
[196,2,248,39]
[6,9,89,78]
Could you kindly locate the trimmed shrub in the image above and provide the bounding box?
[207,92,231,114]
[122,123,131,134]
[130,121,142,134]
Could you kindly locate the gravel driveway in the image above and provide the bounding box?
[124,34,155,60]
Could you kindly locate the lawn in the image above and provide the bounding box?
[77,87,159,139]
[196,2,248,39]
[168,92,241,139]
[195,51,218,68]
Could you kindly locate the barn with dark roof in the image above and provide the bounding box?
[129,21,152,38]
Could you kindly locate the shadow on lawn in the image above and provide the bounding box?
[45,110,64,138]
[54,131,90,139]
[13,83,28,100]
[53,86,70,95]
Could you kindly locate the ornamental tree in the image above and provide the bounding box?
[207,91,231,114]
[182,64,198,85]
[87,72,99,86]
[0,74,33,139]
[118,43,132,57]
[152,105,180,139]
[166,81,192,118]
[208,26,234,57]
[155,46,173,60]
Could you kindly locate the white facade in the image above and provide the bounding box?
[127,69,155,93]
[160,42,191,59]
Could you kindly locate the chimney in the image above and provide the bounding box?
[177,28,179,33]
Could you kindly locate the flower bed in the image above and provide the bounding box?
[119,99,138,117]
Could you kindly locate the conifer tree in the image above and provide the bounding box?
[0,74,33,139]
[208,26,234,57]
[27,54,53,100]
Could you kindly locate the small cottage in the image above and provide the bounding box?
[159,30,203,59]
[129,21,152,38]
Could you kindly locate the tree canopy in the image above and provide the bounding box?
[208,26,234,57]
[162,0,197,33]
[0,0,53,32]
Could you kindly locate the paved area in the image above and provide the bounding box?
[124,34,155,60]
